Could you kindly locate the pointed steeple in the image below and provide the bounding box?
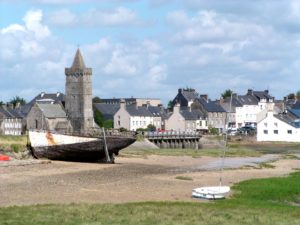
[71,48,86,69]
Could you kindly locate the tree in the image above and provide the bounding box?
[221,89,233,99]
[0,101,4,106]
[9,96,26,107]
[93,96,103,103]
[167,100,174,110]
[93,108,104,127]
[287,93,296,100]
[296,91,300,100]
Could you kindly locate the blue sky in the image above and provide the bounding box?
[1,0,300,105]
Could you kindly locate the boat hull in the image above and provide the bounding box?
[192,186,230,200]
[29,131,136,162]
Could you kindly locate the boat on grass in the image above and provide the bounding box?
[28,130,136,162]
[192,186,230,200]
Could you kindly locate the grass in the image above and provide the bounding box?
[1,172,300,225]
[0,135,27,153]
[175,176,193,181]
[120,147,262,158]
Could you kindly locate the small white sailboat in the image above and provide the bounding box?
[192,93,233,200]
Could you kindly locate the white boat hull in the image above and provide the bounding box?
[192,186,230,200]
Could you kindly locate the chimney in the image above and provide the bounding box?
[120,99,126,110]
[178,88,182,94]
[146,101,150,109]
[15,102,20,109]
[264,90,269,95]
[247,89,253,95]
[173,103,180,114]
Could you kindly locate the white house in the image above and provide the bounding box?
[114,100,154,131]
[257,111,300,142]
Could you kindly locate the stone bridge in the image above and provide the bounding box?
[143,131,201,149]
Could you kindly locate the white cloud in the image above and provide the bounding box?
[47,7,141,27]
[23,10,51,39]
[1,24,26,34]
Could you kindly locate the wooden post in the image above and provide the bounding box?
[102,127,111,162]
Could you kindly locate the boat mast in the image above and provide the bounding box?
[102,127,111,162]
[219,92,233,186]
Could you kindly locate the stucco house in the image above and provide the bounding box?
[165,104,207,132]
[114,100,155,131]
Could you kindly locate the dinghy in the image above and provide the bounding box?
[192,186,230,199]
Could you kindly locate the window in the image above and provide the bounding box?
[288,130,292,134]
[264,123,267,127]
[274,130,278,134]
[274,122,278,127]
[264,130,268,134]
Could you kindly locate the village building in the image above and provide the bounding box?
[27,103,72,133]
[114,100,158,131]
[101,98,161,107]
[257,109,300,142]
[165,104,207,132]
[0,105,23,135]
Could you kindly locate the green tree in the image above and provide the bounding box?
[93,96,103,103]
[296,91,300,100]
[287,93,296,100]
[147,124,156,131]
[9,96,26,107]
[103,119,113,129]
[93,108,104,127]
[221,89,233,99]
[167,100,174,110]
[0,101,4,106]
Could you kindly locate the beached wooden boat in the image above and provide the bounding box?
[28,130,136,162]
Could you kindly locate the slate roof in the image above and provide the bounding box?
[196,98,226,113]
[219,96,242,112]
[274,111,300,128]
[181,89,199,101]
[94,103,120,120]
[37,103,67,118]
[291,100,300,109]
[18,92,65,117]
[180,109,205,120]
[126,105,154,117]
[0,106,23,118]
[147,106,168,119]
[289,109,300,118]
[237,95,259,105]
[252,91,273,101]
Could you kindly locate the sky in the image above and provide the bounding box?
[1,0,300,105]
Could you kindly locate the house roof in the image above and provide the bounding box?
[37,103,67,118]
[274,111,300,128]
[181,89,199,102]
[289,109,300,118]
[252,91,273,101]
[94,103,120,120]
[126,105,154,117]
[147,106,168,119]
[18,92,65,117]
[237,95,259,105]
[196,98,226,112]
[0,106,23,118]
[180,109,205,120]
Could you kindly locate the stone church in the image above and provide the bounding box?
[26,49,96,135]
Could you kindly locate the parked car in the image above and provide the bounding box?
[227,128,237,136]
[237,126,256,135]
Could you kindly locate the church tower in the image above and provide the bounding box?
[65,49,94,134]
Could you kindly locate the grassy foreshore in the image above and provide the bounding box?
[0,135,27,153]
[0,172,299,225]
